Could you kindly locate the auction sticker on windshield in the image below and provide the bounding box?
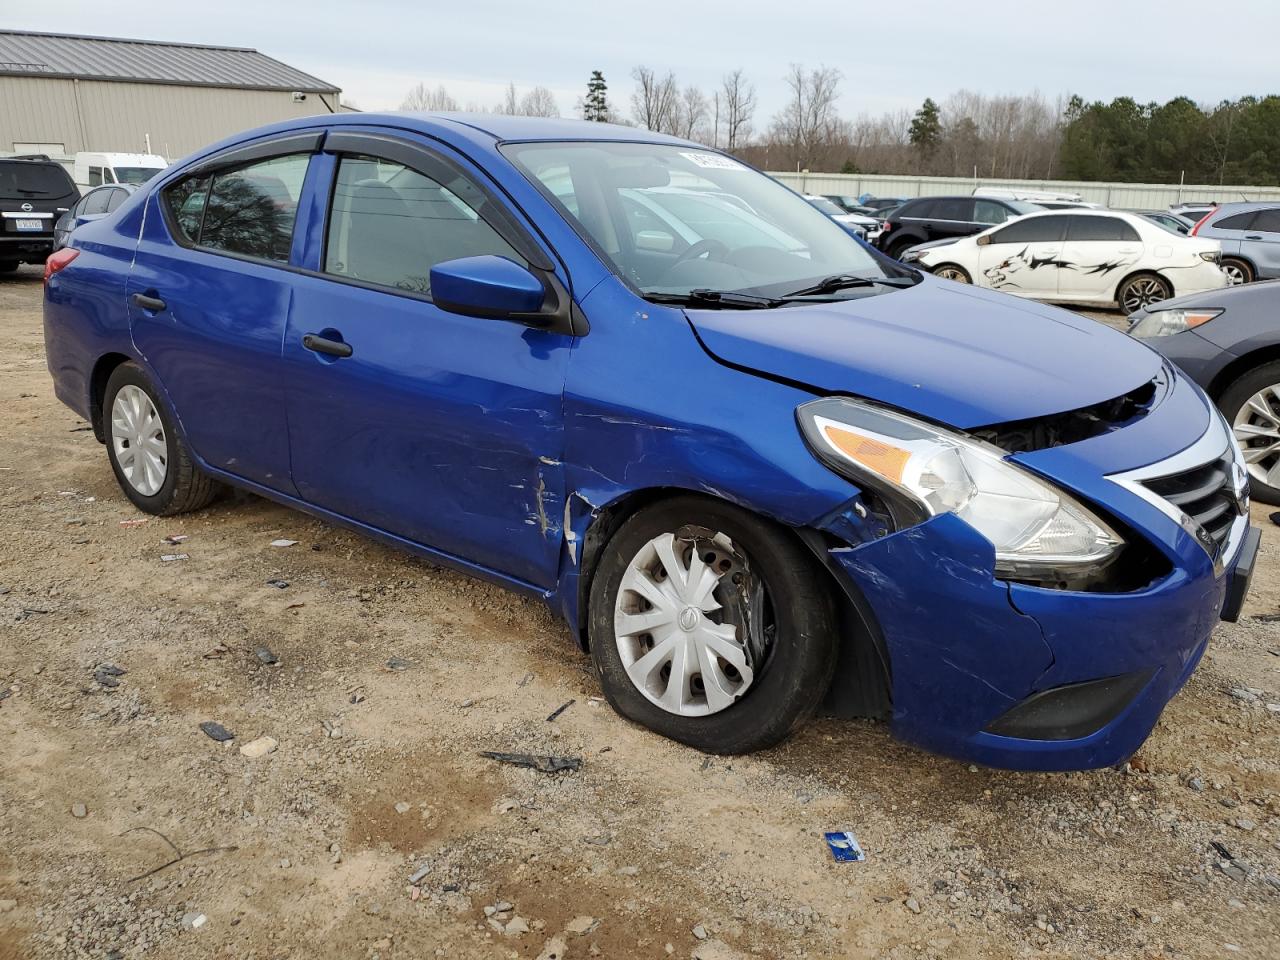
[681,152,746,170]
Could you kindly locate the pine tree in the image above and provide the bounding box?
[583,70,610,122]
[909,97,942,158]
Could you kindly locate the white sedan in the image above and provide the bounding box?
[904,209,1227,311]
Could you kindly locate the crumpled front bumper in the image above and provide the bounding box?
[819,368,1257,771]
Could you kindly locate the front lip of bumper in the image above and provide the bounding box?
[819,373,1254,771]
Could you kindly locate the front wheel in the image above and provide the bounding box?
[1221,257,1253,286]
[104,362,222,515]
[1220,360,1280,505]
[933,263,971,284]
[1118,273,1172,313]
[588,496,837,754]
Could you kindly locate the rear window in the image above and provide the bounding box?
[0,160,76,199]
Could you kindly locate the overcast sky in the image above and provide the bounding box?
[12,1,1280,122]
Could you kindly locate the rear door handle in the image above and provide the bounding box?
[130,292,166,312]
[1245,234,1263,240]
[302,333,353,358]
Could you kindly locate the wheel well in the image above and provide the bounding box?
[1208,344,1280,399]
[1113,269,1169,303]
[1220,253,1256,277]
[572,487,892,719]
[932,262,969,278]
[88,353,133,442]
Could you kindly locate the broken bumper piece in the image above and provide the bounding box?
[826,510,1240,772]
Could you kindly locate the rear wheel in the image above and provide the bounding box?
[588,496,837,754]
[933,263,971,283]
[104,362,222,515]
[1118,273,1172,313]
[1221,257,1253,286]
[1220,360,1280,505]
[886,237,918,260]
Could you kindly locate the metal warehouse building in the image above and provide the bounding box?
[0,30,342,160]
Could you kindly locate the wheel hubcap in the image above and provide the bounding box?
[937,267,968,283]
[613,530,765,717]
[1224,264,1246,285]
[1123,278,1168,312]
[1233,384,1280,488]
[110,384,167,496]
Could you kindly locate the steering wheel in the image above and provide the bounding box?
[670,237,730,268]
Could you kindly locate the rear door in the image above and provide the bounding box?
[975,214,1069,298]
[281,130,573,588]
[1242,207,1280,279]
[1058,215,1143,301]
[926,198,979,241]
[127,131,323,494]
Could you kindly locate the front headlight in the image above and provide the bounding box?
[1128,308,1222,338]
[797,397,1122,579]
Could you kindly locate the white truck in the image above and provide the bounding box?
[71,152,167,191]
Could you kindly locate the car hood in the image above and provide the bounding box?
[687,277,1162,429]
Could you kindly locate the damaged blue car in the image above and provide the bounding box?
[43,114,1260,769]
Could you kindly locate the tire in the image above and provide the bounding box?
[103,362,222,515]
[1117,273,1172,313]
[886,237,919,261]
[1221,257,1253,286]
[587,495,838,754]
[1218,360,1280,505]
[933,263,971,283]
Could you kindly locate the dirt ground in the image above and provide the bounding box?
[1,266,1278,960]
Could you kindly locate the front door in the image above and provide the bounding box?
[1243,207,1280,279]
[127,140,319,493]
[976,213,1070,299]
[282,135,573,588]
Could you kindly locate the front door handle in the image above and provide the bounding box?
[302,333,353,358]
[131,292,166,312]
[1245,234,1263,240]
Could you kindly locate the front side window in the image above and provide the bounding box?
[974,199,1012,225]
[88,166,103,187]
[504,141,890,298]
[200,154,309,262]
[989,215,1069,245]
[1066,216,1140,242]
[323,154,523,295]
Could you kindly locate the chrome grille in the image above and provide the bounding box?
[1140,452,1240,554]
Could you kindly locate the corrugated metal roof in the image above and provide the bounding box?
[0,30,339,93]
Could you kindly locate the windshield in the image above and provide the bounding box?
[0,160,76,198]
[1007,200,1043,215]
[113,166,163,185]
[503,141,890,299]
[806,196,846,216]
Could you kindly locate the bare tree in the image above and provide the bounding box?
[498,82,520,115]
[679,86,710,141]
[519,86,559,118]
[400,83,458,112]
[769,64,844,169]
[631,66,680,132]
[721,69,756,150]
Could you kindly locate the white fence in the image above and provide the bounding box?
[768,171,1280,210]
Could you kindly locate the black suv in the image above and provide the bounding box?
[876,195,1041,260]
[1,157,80,271]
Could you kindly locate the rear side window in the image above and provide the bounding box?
[1213,212,1255,230]
[933,198,973,221]
[201,155,309,261]
[1066,216,1140,242]
[323,154,524,295]
[82,189,113,215]
[990,215,1069,244]
[1250,208,1280,233]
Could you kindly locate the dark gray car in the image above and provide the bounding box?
[1190,201,1280,285]
[1129,280,1280,503]
[52,183,135,251]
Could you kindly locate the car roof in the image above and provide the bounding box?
[397,111,697,145]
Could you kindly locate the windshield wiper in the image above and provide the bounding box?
[780,274,918,299]
[644,289,783,310]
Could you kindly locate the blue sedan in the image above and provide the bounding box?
[43,113,1258,768]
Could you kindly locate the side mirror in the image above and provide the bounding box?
[976,234,992,246]
[430,255,546,320]
[635,230,675,253]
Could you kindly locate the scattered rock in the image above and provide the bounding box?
[199,721,234,742]
[70,802,87,819]
[254,646,279,665]
[180,911,207,931]
[385,657,413,672]
[265,578,289,589]
[536,936,568,960]
[394,802,411,814]
[1234,819,1257,832]
[1229,687,1260,703]
[692,940,746,960]
[566,916,598,935]
[1187,776,1205,792]
[270,539,298,548]
[904,898,921,915]
[408,863,431,885]
[160,553,188,562]
[692,923,709,940]
[239,736,278,758]
[505,916,530,935]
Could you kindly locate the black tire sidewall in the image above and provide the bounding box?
[934,264,971,283]
[1119,273,1171,309]
[103,363,184,514]
[1219,360,1280,505]
[1222,257,1253,284]
[587,496,836,754]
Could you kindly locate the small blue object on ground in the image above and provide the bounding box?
[825,830,866,862]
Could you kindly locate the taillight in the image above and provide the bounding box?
[44,248,79,284]
[881,221,893,233]
[1189,212,1213,236]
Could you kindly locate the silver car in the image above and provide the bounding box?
[1191,201,1280,285]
